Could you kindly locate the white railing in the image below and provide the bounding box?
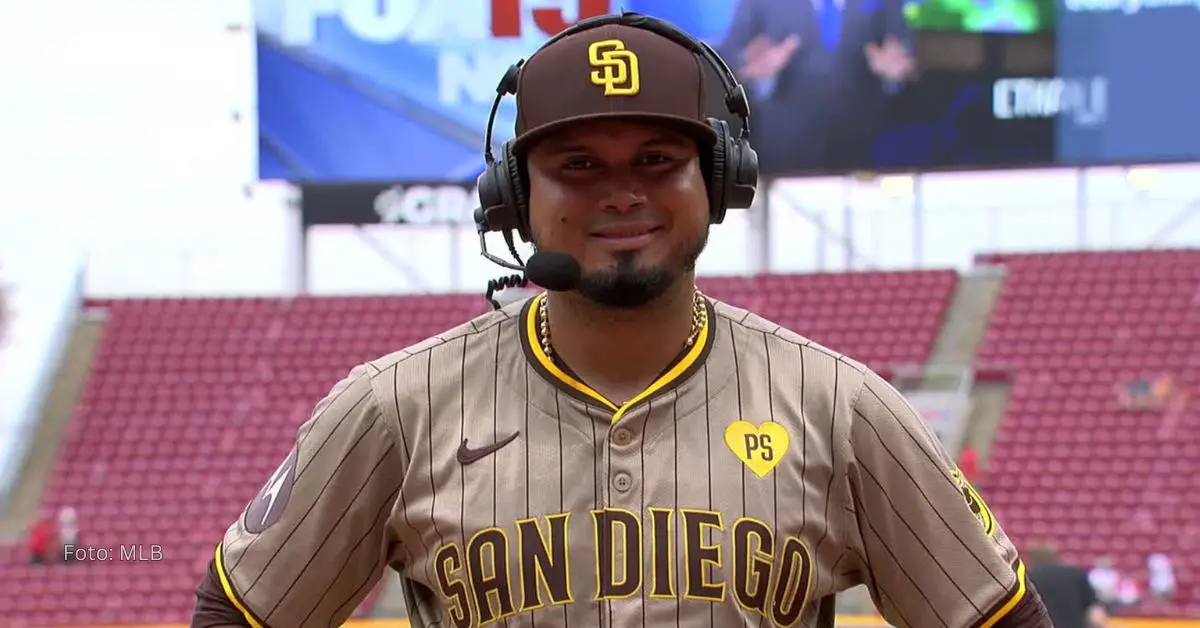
[765,163,1200,274]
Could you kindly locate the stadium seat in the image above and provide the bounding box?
[978,249,1200,616]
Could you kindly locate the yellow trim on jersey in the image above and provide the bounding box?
[525,293,619,412]
[214,544,265,628]
[525,292,711,424]
[978,559,1028,628]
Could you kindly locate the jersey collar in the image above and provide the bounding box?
[519,292,716,423]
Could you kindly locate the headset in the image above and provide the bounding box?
[472,11,760,281]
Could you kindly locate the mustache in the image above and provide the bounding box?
[584,211,665,231]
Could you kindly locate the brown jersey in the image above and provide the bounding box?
[212,294,1032,628]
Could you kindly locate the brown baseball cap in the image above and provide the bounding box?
[511,20,718,155]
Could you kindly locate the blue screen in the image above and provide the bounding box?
[1055,0,1200,163]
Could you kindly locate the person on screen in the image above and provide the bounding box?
[718,0,916,174]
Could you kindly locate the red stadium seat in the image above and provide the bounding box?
[978,249,1200,617]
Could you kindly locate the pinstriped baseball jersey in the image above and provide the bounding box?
[215,293,1028,628]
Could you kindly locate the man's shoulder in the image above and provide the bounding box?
[713,299,871,374]
[360,296,527,389]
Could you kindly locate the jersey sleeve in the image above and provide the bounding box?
[843,369,1030,628]
[215,364,405,628]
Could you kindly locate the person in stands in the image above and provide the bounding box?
[1026,543,1109,628]
[58,506,80,563]
[1087,555,1120,612]
[960,444,980,482]
[1148,552,1176,600]
[26,510,55,564]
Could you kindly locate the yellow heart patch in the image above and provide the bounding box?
[724,420,790,478]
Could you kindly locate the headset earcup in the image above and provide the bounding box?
[475,142,527,236]
[476,159,508,231]
[705,118,730,224]
[726,136,759,211]
[504,146,532,241]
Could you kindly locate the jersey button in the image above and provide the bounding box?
[611,472,633,493]
[612,427,634,446]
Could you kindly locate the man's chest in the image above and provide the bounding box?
[391,387,856,627]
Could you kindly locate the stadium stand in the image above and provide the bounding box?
[976,249,1200,618]
[699,269,959,371]
[0,272,957,626]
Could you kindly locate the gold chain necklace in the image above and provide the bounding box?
[538,288,708,362]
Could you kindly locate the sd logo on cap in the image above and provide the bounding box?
[588,39,640,96]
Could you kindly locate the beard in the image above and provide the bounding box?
[575,227,710,308]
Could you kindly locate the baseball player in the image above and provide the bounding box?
[192,12,1051,628]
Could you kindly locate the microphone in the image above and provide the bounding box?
[524,251,581,292]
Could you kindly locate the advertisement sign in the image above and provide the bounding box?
[254,1,1065,181]
[300,182,479,227]
[1055,0,1200,163]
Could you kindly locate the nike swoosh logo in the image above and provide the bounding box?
[457,431,520,465]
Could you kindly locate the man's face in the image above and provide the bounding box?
[525,120,711,308]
